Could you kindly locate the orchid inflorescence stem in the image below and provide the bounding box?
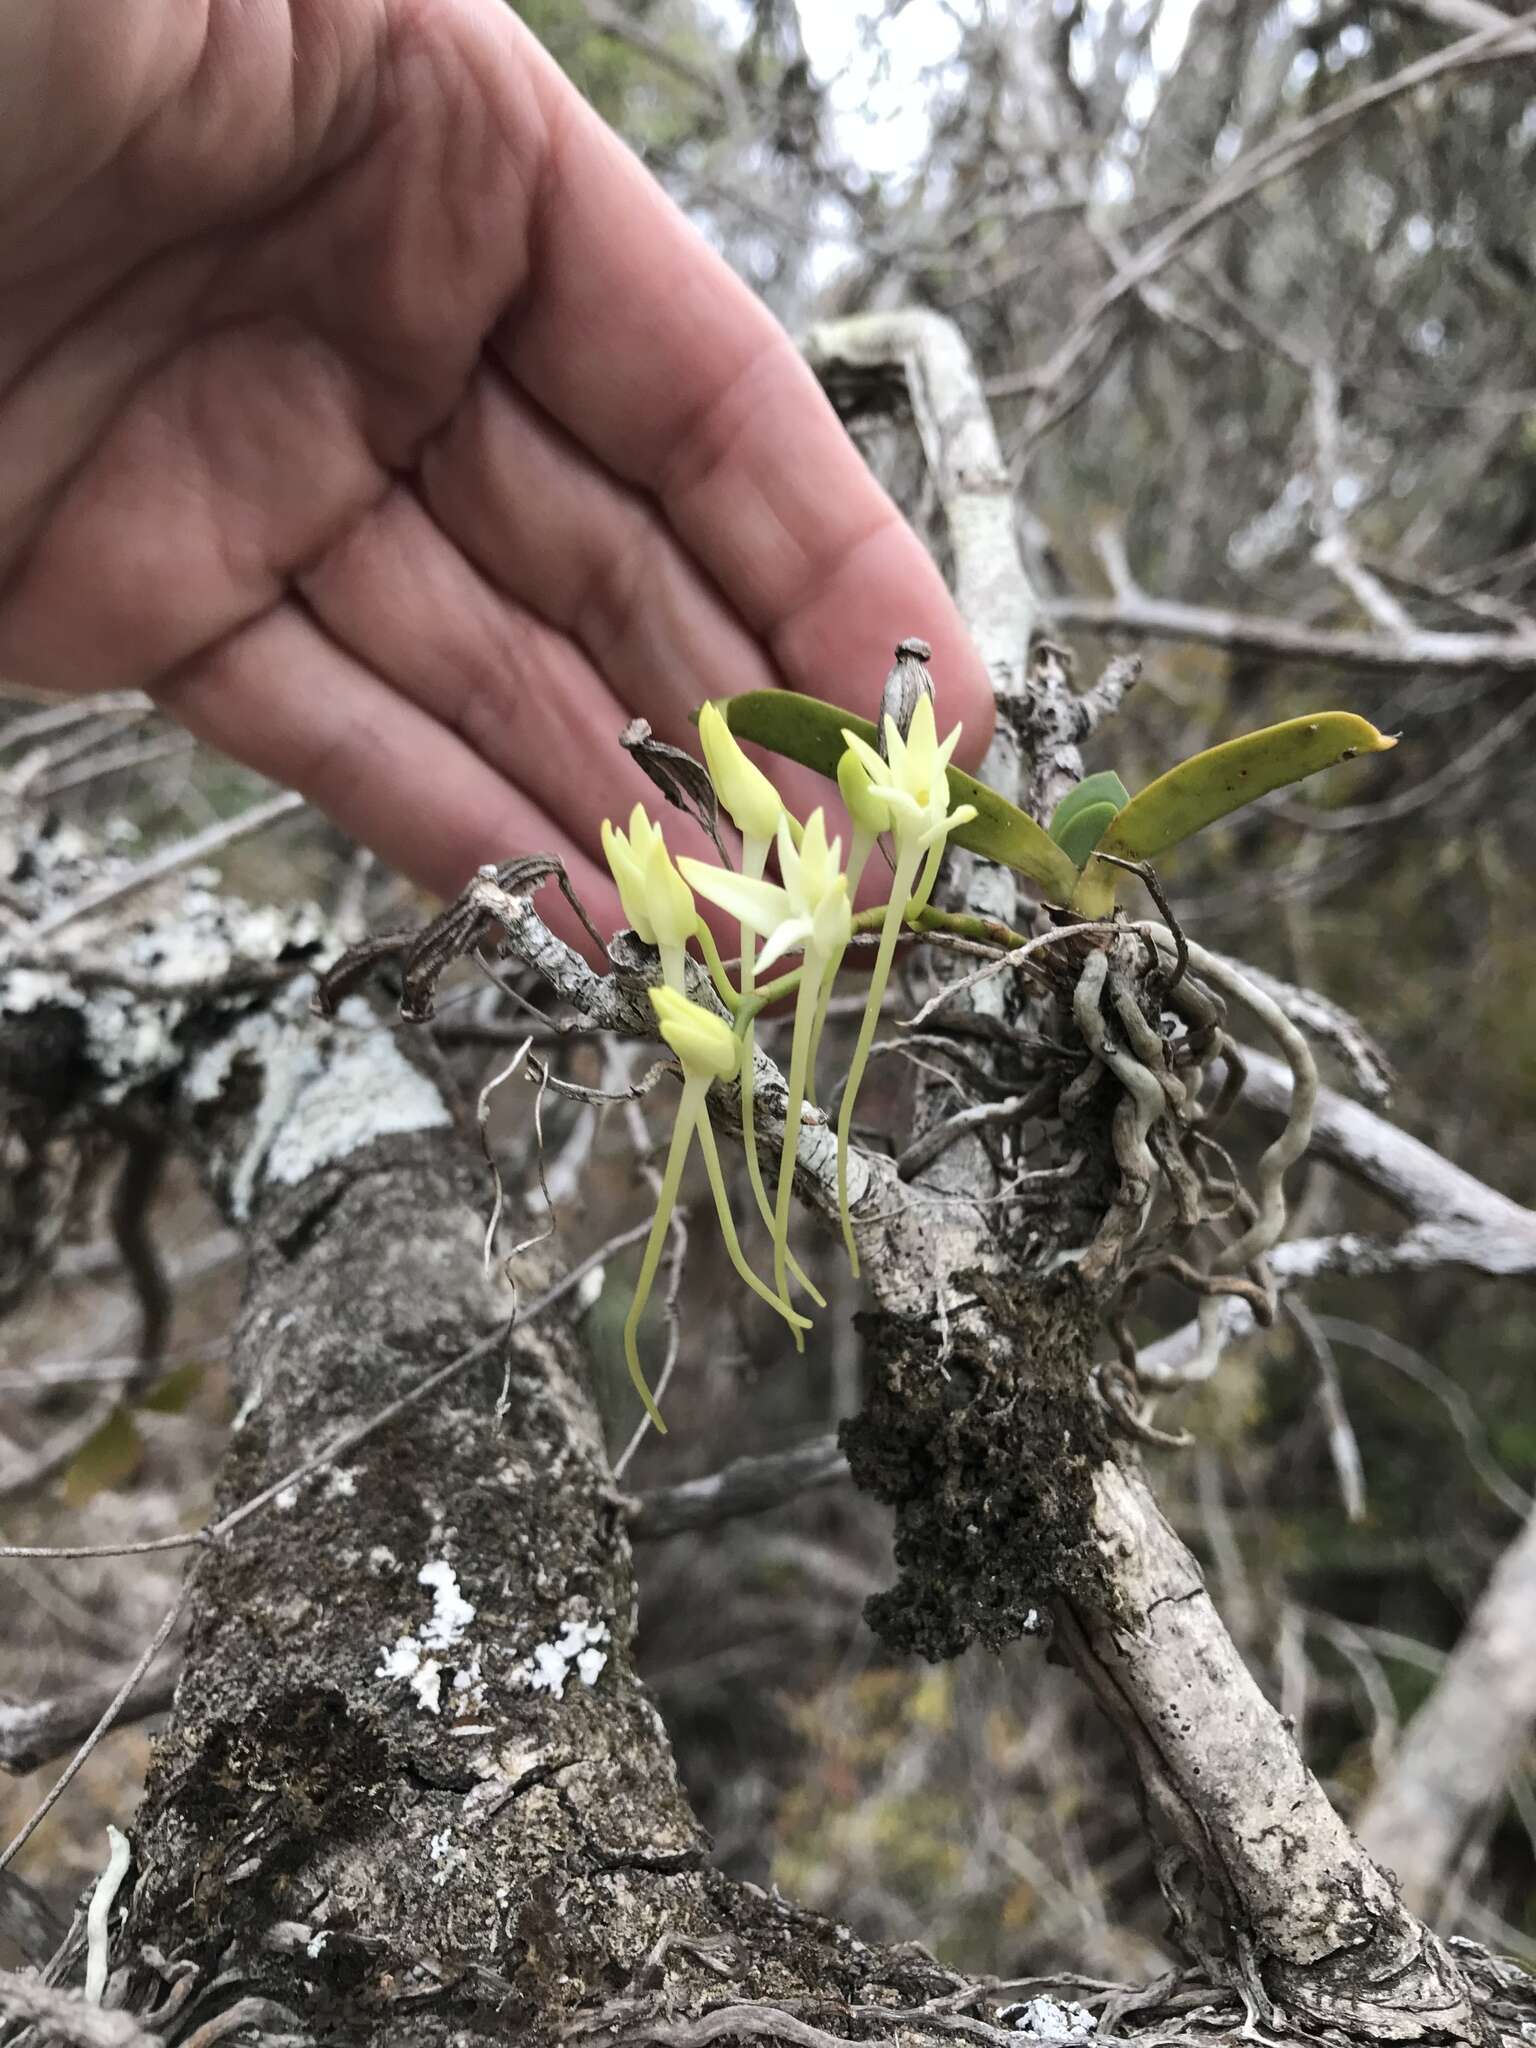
[602,689,974,1429]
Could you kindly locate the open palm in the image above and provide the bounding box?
[0,1,991,946]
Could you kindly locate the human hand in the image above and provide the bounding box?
[0,1,993,949]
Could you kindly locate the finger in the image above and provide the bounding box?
[0,320,387,692]
[149,600,622,959]
[421,365,780,751]
[493,16,996,756]
[296,479,725,879]
[417,366,949,832]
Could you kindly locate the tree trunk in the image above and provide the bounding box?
[841,1269,1483,2041]
[116,1076,977,2042]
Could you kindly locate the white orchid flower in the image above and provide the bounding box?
[833,695,976,1277]
[600,804,698,993]
[682,809,851,1317]
[839,692,978,910]
[698,700,786,850]
[679,797,833,1324]
[682,808,850,975]
[624,987,811,1433]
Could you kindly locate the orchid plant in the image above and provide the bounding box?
[601,668,1395,1430]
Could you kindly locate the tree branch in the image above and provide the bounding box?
[1359,1497,1536,1918]
[1051,588,1536,676]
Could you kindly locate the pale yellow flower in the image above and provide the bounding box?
[600,804,697,988]
[698,701,786,845]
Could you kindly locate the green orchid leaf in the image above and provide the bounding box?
[712,692,1079,901]
[62,1407,144,1506]
[1072,712,1397,915]
[139,1360,207,1415]
[1055,800,1121,871]
[1048,771,1131,846]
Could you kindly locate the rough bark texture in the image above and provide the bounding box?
[842,1275,1111,1662]
[1057,1465,1483,2040]
[119,1122,960,2044]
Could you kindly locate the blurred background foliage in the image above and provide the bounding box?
[5,0,1535,1990]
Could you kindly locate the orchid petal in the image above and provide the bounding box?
[840,729,888,786]
[679,858,789,933]
[755,915,817,975]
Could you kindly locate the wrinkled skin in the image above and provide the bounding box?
[0,1,991,947]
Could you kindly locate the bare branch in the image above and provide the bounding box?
[631,1435,848,1540]
[0,1973,160,2047]
[1241,1047,1536,1252]
[0,1591,189,1877]
[1359,1498,1536,1918]
[1308,363,1419,642]
[804,308,1088,831]
[0,1664,179,1776]
[1051,587,1536,676]
[29,790,306,940]
[997,10,1536,406]
[1210,957,1393,1105]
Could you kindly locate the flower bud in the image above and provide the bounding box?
[602,805,697,953]
[699,701,785,843]
[650,986,741,1082]
[838,746,892,837]
[641,827,698,953]
[602,810,655,943]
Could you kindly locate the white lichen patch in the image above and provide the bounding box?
[188,989,451,1218]
[2,967,81,1015]
[274,1486,299,1512]
[3,881,331,1106]
[376,1637,443,1716]
[1000,1998,1096,2041]
[417,1560,475,1648]
[327,1467,357,1499]
[368,1546,400,1575]
[427,1828,467,1888]
[375,1560,478,1717]
[509,1617,610,1701]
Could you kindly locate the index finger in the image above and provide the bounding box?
[492,15,996,753]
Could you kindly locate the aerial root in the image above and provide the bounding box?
[1061,924,1319,1418]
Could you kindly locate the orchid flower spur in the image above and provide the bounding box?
[681,808,852,1326]
[624,986,811,1433]
[834,696,977,1275]
[693,704,827,1314]
[600,804,698,992]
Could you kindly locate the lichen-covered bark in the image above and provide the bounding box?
[126,1137,706,2039]
[108,1119,968,2043]
[0,903,960,2042]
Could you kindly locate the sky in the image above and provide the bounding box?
[705,0,1205,186]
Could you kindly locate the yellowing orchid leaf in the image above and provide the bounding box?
[1056,800,1121,871]
[1048,771,1131,846]
[1072,712,1396,915]
[711,692,1079,901]
[139,1360,207,1415]
[62,1407,144,1506]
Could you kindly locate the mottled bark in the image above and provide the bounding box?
[120,1119,962,2044]
[1057,1465,1483,2040]
[0,899,960,2045]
